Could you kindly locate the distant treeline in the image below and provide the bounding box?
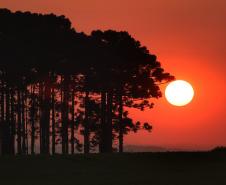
[0,9,174,155]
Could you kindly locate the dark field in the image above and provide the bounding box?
[0,152,226,185]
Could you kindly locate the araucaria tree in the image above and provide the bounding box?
[0,9,174,155]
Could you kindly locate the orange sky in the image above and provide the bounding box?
[1,0,226,150]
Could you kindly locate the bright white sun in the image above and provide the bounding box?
[165,80,194,106]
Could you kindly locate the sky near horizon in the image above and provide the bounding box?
[1,0,226,150]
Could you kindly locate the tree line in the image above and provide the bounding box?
[0,9,174,155]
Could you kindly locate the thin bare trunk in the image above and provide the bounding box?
[4,85,10,154]
[17,89,22,154]
[60,76,64,154]
[118,93,123,153]
[10,89,15,155]
[84,91,90,154]
[22,90,26,154]
[62,75,69,154]
[100,91,106,153]
[31,85,35,154]
[71,89,75,154]
[39,82,43,154]
[51,87,55,155]
[0,79,4,155]
[106,91,113,153]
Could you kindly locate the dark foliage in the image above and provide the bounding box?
[0,8,174,155]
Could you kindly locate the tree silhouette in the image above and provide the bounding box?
[91,30,174,152]
[0,8,174,155]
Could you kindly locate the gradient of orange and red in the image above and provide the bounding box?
[2,0,226,150]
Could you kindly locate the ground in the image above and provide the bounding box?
[0,152,226,185]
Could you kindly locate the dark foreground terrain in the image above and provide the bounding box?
[0,152,226,185]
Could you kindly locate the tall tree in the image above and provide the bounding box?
[91,30,174,152]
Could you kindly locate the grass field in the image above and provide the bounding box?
[0,152,226,185]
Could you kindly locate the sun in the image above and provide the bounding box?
[165,80,194,106]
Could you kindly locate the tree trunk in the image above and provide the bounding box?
[1,79,4,122]
[39,82,43,154]
[51,87,55,155]
[2,85,10,155]
[43,79,51,154]
[99,91,106,153]
[25,90,29,154]
[60,76,63,154]
[31,85,35,155]
[71,89,75,154]
[100,91,113,153]
[17,89,22,154]
[10,89,15,155]
[106,91,113,153]
[118,93,123,153]
[39,78,51,155]
[62,75,69,154]
[0,79,4,155]
[21,90,26,154]
[84,91,90,154]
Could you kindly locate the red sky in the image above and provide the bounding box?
[2,0,226,150]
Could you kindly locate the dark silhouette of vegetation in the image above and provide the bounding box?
[211,146,226,153]
[0,8,174,155]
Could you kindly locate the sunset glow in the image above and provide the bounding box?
[1,0,226,151]
[0,2,226,184]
